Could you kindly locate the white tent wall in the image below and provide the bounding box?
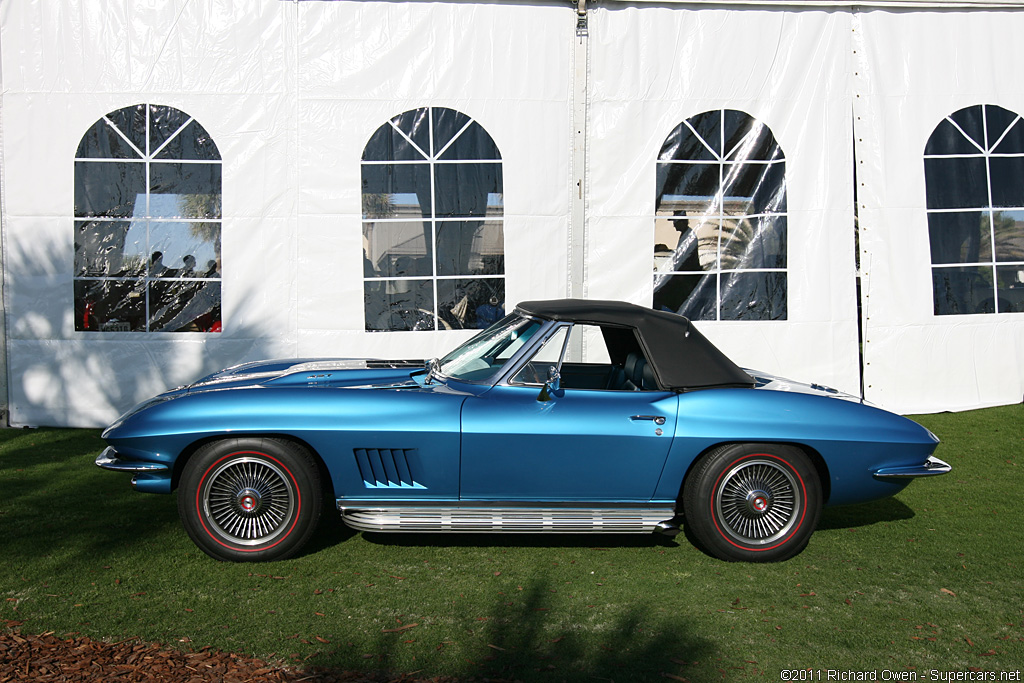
[2,1,1023,428]
[290,1,573,362]
[587,6,860,396]
[0,0,573,427]
[855,9,1024,413]
[0,2,301,426]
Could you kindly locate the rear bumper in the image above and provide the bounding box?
[872,456,952,480]
[95,447,173,493]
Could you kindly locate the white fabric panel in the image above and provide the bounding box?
[856,10,1024,413]
[0,0,574,426]
[1,2,299,426]
[293,1,573,362]
[587,6,860,395]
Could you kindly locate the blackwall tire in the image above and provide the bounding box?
[682,443,821,562]
[177,438,322,562]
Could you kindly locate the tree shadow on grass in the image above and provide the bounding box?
[0,428,184,566]
[307,577,717,683]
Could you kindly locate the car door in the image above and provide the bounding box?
[459,323,678,502]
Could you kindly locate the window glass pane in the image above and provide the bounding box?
[437,278,505,330]
[362,222,432,278]
[723,112,782,162]
[654,209,702,273]
[510,326,567,385]
[74,279,146,332]
[74,161,145,218]
[75,220,140,276]
[932,266,995,315]
[150,163,222,218]
[656,163,719,211]
[148,221,220,277]
[992,118,1024,155]
[720,271,787,321]
[154,120,221,161]
[435,221,504,276]
[985,105,1020,151]
[433,164,503,218]
[720,161,787,214]
[656,213,720,272]
[924,157,988,210]
[948,105,985,148]
[431,108,472,156]
[684,111,723,157]
[658,122,715,162]
[987,157,1024,207]
[364,279,436,332]
[653,272,717,320]
[993,211,1024,262]
[105,105,149,156]
[570,324,612,364]
[363,115,428,162]
[995,266,1024,312]
[438,120,501,160]
[924,119,981,156]
[76,119,141,159]
[928,211,990,264]
[361,164,430,219]
[148,280,221,332]
[727,214,788,270]
[148,105,190,155]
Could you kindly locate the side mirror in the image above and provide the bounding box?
[537,366,561,402]
[424,358,439,385]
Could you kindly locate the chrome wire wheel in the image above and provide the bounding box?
[714,458,801,546]
[200,457,296,546]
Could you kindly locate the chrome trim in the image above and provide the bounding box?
[95,447,170,473]
[872,456,952,480]
[631,414,666,425]
[340,505,676,534]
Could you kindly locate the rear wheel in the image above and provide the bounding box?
[178,438,322,562]
[682,443,821,562]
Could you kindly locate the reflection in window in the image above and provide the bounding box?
[653,109,787,321]
[361,107,504,331]
[925,104,1024,315]
[74,104,222,332]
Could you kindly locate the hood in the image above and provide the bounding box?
[188,358,426,391]
[746,369,864,404]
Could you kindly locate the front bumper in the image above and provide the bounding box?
[95,447,173,493]
[872,456,952,480]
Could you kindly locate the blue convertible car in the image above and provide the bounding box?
[97,299,950,562]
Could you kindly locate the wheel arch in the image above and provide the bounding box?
[679,441,831,507]
[171,433,335,501]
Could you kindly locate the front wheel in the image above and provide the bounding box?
[178,438,322,562]
[682,444,821,562]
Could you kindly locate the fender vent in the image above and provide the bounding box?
[354,448,424,489]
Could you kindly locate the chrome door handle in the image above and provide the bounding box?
[631,415,666,425]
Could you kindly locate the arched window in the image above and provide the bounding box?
[74,104,222,333]
[361,107,504,331]
[925,104,1024,315]
[654,109,787,321]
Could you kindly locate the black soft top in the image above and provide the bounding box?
[515,299,755,391]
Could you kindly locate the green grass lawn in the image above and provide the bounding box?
[2,405,1022,682]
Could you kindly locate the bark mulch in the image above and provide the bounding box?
[1,622,476,683]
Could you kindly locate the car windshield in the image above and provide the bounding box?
[436,313,544,383]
